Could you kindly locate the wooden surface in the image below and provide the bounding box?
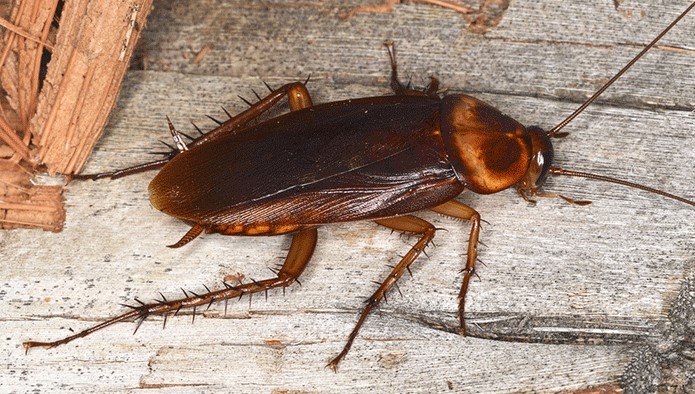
[3,1,694,392]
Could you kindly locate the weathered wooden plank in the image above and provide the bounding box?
[3,0,694,392]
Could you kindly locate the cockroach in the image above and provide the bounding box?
[24,2,694,370]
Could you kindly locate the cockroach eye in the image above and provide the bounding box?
[526,126,554,187]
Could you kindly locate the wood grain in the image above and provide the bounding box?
[3,1,694,392]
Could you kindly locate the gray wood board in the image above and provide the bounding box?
[3,1,694,393]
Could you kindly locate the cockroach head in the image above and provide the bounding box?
[515,126,554,195]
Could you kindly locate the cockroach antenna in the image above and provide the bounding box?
[549,2,695,137]
[542,2,695,207]
[549,168,695,207]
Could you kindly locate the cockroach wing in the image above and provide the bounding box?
[149,95,464,234]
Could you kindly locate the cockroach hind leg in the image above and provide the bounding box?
[165,116,188,152]
[73,81,315,182]
[23,229,317,353]
[71,157,172,181]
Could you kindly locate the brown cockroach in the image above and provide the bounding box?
[24,2,694,370]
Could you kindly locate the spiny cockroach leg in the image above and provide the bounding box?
[22,228,317,353]
[431,200,481,336]
[195,81,312,144]
[74,81,314,180]
[327,215,436,370]
[166,116,188,152]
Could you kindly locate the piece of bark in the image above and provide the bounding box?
[0,0,153,231]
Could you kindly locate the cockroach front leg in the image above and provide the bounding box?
[327,215,436,370]
[431,200,481,336]
[75,81,313,180]
[23,228,317,352]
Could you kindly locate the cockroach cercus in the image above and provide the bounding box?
[24,2,695,370]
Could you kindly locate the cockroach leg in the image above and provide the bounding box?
[327,215,436,370]
[167,224,205,248]
[430,200,481,336]
[165,116,188,152]
[171,80,312,144]
[424,76,440,96]
[23,228,317,353]
[517,187,589,206]
[74,81,314,180]
[285,82,313,110]
[71,158,173,181]
[383,40,439,97]
[383,40,403,94]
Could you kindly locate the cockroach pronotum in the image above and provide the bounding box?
[24,2,694,370]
